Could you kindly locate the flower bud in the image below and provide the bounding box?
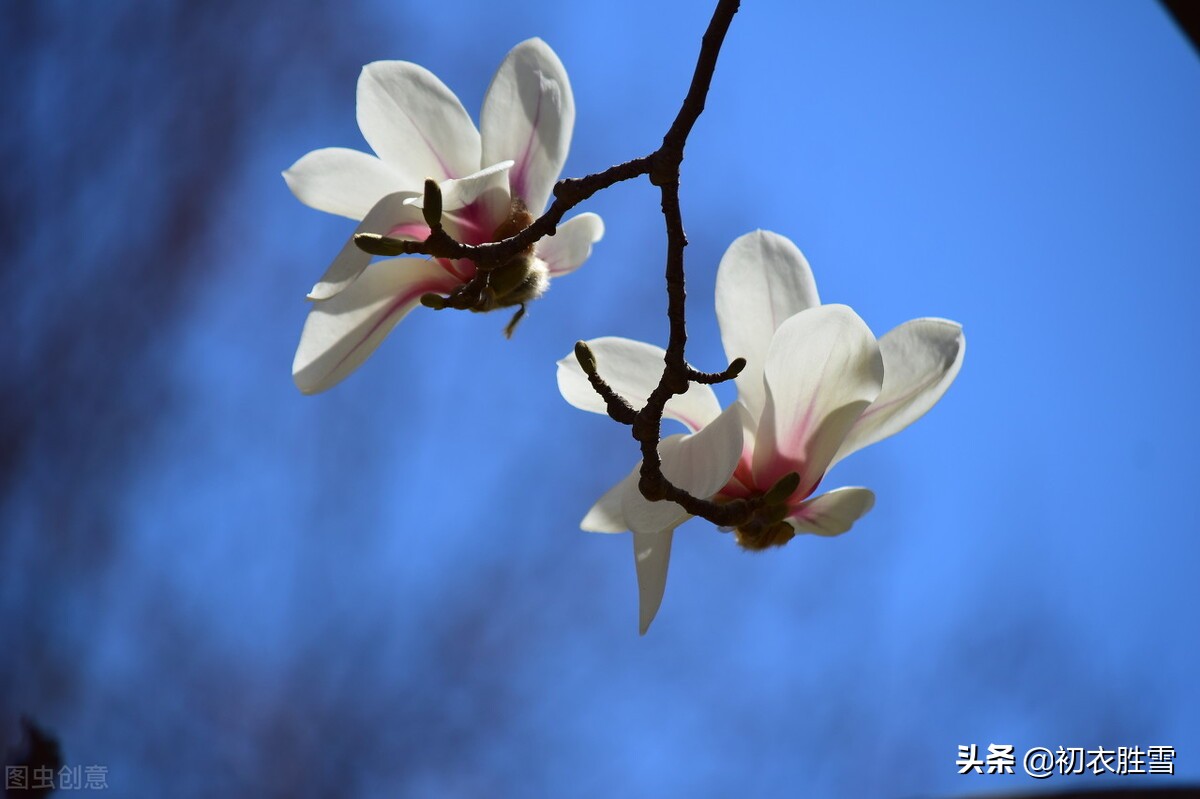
[421,178,443,229]
[574,341,598,376]
[763,471,800,505]
[354,233,408,256]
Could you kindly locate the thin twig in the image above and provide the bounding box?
[356,156,653,265]
[361,0,773,527]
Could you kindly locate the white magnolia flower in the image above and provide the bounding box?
[286,39,604,394]
[558,231,965,633]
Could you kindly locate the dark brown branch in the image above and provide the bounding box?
[362,0,754,528]
[629,0,752,527]
[574,0,756,527]
[356,156,653,266]
[688,357,746,384]
[573,341,637,426]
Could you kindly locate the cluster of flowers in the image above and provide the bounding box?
[285,41,964,633]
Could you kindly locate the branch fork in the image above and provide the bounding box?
[356,0,755,527]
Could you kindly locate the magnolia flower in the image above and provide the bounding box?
[285,39,604,394]
[558,231,964,633]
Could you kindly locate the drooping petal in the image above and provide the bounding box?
[633,530,674,635]
[622,403,744,535]
[715,230,821,421]
[828,318,965,468]
[293,258,461,394]
[283,147,408,220]
[480,38,574,213]
[306,192,425,301]
[556,337,722,433]
[535,213,604,276]
[581,467,638,533]
[357,61,481,184]
[754,305,883,495]
[788,487,876,537]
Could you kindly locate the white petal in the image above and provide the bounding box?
[307,191,426,301]
[535,213,604,277]
[633,530,674,635]
[789,487,875,537]
[293,258,460,394]
[480,38,574,213]
[622,403,744,534]
[716,231,821,421]
[829,318,965,468]
[754,305,883,496]
[357,61,481,184]
[402,160,513,214]
[283,147,407,220]
[581,467,638,533]
[556,337,721,432]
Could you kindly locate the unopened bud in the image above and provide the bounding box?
[422,178,443,228]
[762,503,791,525]
[764,471,800,505]
[574,341,597,376]
[354,233,409,256]
[420,293,447,310]
[727,357,747,377]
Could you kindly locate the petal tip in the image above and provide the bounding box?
[306,283,334,301]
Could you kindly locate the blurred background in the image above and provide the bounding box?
[3,1,1198,796]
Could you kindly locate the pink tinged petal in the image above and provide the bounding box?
[556,337,721,433]
[829,318,965,468]
[283,147,407,221]
[716,230,821,421]
[633,530,674,635]
[581,468,638,533]
[789,487,876,537]
[535,213,604,277]
[622,404,744,535]
[306,191,424,301]
[356,61,481,184]
[754,305,883,496]
[480,38,574,214]
[293,258,460,394]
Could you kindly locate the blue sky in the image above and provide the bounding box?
[3,1,1198,797]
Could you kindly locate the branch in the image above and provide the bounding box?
[362,0,757,528]
[355,156,653,265]
[591,0,766,529]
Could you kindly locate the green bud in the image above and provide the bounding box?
[354,233,410,256]
[420,293,447,310]
[422,178,443,228]
[762,503,791,525]
[763,471,800,505]
[574,340,597,376]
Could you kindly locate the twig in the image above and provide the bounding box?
[360,0,778,528]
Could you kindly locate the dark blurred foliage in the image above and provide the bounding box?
[0,2,356,559]
[2,717,62,798]
[0,3,542,795]
[1161,0,1200,55]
